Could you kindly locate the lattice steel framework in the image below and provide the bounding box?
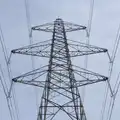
[12,18,108,120]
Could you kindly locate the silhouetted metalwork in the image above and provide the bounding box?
[32,20,86,32]
[12,39,107,58]
[12,18,108,120]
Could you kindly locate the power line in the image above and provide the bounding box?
[82,0,94,102]
[107,72,120,120]
[0,64,9,94]
[0,25,9,65]
[0,68,14,120]
[0,23,20,120]
[0,27,15,120]
[100,24,120,120]
[87,0,94,38]
[24,0,39,113]
[0,66,8,98]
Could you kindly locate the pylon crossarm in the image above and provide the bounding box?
[74,79,106,87]
[63,21,86,32]
[32,22,54,32]
[12,65,48,87]
[11,39,51,57]
[12,64,108,88]
[68,39,107,57]
[49,64,107,82]
[72,65,108,86]
[13,80,46,88]
[32,19,86,33]
[50,71,107,88]
[11,40,107,58]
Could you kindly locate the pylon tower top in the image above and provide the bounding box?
[11,18,108,120]
[32,18,86,32]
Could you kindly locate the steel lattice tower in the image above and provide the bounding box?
[12,18,108,120]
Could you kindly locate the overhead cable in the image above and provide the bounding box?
[100,24,120,120]
[82,0,94,102]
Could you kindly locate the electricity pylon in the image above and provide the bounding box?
[12,18,108,120]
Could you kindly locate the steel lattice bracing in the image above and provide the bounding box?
[11,39,107,58]
[37,18,87,120]
[32,20,86,32]
[12,18,108,120]
[12,64,108,88]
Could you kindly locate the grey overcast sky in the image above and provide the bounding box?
[0,0,120,120]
